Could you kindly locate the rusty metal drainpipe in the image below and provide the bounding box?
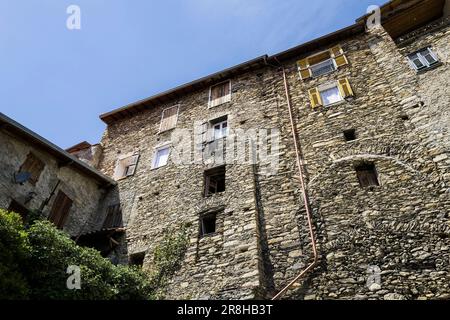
[270,60,318,300]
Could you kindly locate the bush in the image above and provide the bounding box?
[0,210,30,299]
[0,210,157,300]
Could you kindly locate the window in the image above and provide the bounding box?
[113,153,140,180]
[209,81,231,108]
[407,47,439,71]
[200,213,217,237]
[8,200,29,220]
[320,85,343,106]
[308,78,354,108]
[159,106,179,133]
[17,153,45,185]
[355,163,379,188]
[49,191,73,229]
[152,146,170,169]
[204,166,226,197]
[103,204,123,229]
[310,58,336,77]
[343,129,356,141]
[298,44,349,80]
[210,115,229,140]
[129,252,145,267]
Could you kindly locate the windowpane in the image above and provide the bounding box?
[320,86,342,106]
[213,120,228,140]
[412,57,425,69]
[420,49,437,65]
[154,147,170,168]
[311,59,336,77]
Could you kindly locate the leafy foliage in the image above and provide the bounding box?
[0,210,188,300]
[0,210,30,299]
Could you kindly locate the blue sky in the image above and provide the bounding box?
[0,0,384,148]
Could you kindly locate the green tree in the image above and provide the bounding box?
[0,210,30,299]
[0,209,188,300]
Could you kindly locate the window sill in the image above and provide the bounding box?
[158,128,176,135]
[150,164,168,171]
[416,62,443,74]
[208,95,232,108]
[199,232,219,239]
[323,100,346,108]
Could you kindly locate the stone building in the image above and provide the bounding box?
[0,113,116,237]
[1,0,449,300]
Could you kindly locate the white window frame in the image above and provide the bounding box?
[158,105,179,133]
[151,144,171,169]
[318,82,344,106]
[212,119,228,140]
[208,80,232,108]
[407,47,439,71]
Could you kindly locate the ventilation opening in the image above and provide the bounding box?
[355,163,379,187]
[200,213,217,237]
[400,114,409,121]
[343,129,356,141]
[129,252,145,267]
[204,166,226,197]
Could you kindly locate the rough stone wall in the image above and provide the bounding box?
[69,144,103,169]
[278,26,450,300]
[98,19,450,300]
[0,130,108,237]
[98,72,279,299]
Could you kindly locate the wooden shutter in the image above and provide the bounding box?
[19,153,45,185]
[331,44,348,68]
[337,78,354,98]
[159,106,178,132]
[210,82,229,100]
[297,58,312,80]
[308,87,322,108]
[126,154,140,176]
[49,191,73,229]
[103,204,122,228]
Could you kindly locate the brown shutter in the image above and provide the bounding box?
[19,153,45,185]
[103,204,122,228]
[159,106,178,132]
[49,191,73,229]
[210,82,230,101]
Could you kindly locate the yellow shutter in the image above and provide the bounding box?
[331,44,348,68]
[308,87,322,108]
[335,55,348,67]
[337,78,354,98]
[330,45,343,57]
[297,58,311,80]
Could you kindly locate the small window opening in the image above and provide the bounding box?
[200,213,217,237]
[343,129,356,141]
[400,114,409,121]
[129,252,145,267]
[355,163,379,187]
[17,153,45,185]
[8,200,30,221]
[204,166,226,197]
